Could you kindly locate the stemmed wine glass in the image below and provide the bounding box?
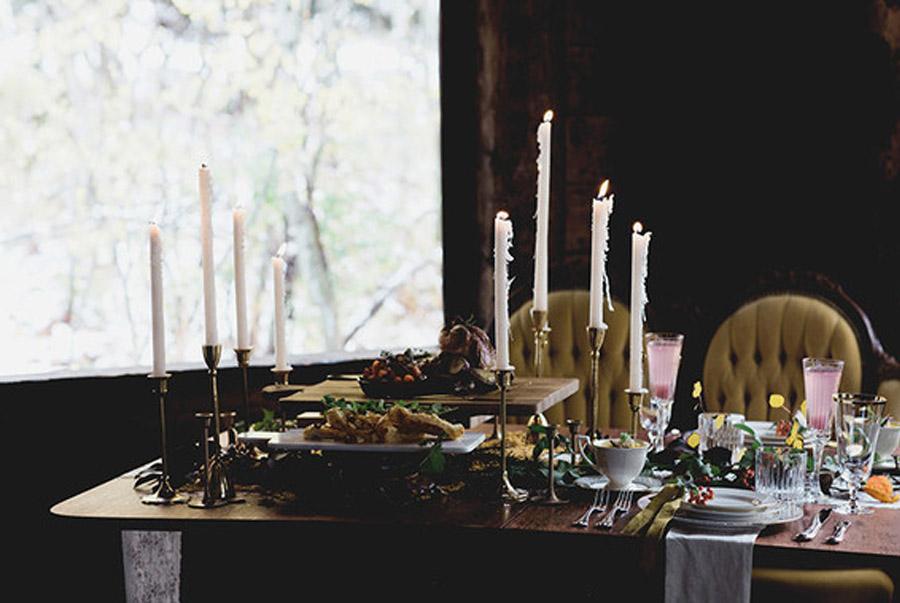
[641,333,684,453]
[832,393,886,514]
[802,357,844,500]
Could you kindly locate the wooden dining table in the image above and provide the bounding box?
[52,456,900,601]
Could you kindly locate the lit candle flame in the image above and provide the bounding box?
[598,179,610,198]
[543,110,554,122]
[633,221,643,233]
[276,243,286,258]
[496,210,509,220]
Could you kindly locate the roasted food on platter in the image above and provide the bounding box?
[304,399,465,444]
[358,320,499,398]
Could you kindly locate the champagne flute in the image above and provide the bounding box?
[644,333,684,452]
[803,357,844,501]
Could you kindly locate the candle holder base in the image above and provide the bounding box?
[586,325,609,439]
[625,388,648,439]
[142,478,189,506]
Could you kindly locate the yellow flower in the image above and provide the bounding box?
[785,420,802,449]
[734,447,746,463]
[692,381,703,399]
[687,432,701,448]
[769,394,785,409]
[714,414,725,430]
[800,399,807,416]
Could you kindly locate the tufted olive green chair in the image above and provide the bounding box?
[751,568,894,603]
[509,290,632,429]
[703,294,862,420]
[877,379,900,420]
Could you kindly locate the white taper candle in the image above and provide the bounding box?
[629,222,651,390]
[533,109,553,312]
[272,247,289,370]
[494,212,513,370]
[233,206,249,349]
[588,180,614,328]
[198,164,219,346]
[149,223,166,377]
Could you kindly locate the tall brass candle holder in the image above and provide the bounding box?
[188,345,243,508]
[625,388,648,439]
[233,347,253,426]
[585,324,608,439]
[141,373,188,505]
[495,367,528,503]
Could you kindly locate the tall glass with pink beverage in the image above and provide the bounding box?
[802,357,844,501]
[642,333,684,452]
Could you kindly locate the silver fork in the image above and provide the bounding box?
[596,490,634,529]
[573,488,610,527]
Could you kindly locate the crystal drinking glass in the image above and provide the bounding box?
[802,357,844,500]
[642,333,684,453]
[755,446,807,504]
[832,393,886,515]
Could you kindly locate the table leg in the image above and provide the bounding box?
[121,530,182,603]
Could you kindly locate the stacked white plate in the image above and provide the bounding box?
[671,488,803,529]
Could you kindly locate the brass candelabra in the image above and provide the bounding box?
[495,367,528,503]
[585,324,608,439]
[141,373,188,505]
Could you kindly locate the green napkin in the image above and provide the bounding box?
[622,485,681,536]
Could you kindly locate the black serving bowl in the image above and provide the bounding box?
[357,377,445,399]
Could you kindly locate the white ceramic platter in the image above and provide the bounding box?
[253,429,486,455]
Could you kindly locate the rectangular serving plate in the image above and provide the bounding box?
[239,429,485,455]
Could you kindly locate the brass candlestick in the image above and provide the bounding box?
[530,308,551,377]
[533,424,566,505]
[141,373,188,505]
[202,344,224,453]
[271,365,293,431]
[565,418,581,465]
[625,388,648,438]
[233,347,253,426]
[586,324,608,439]
[496,367,528,503]
[188,345,243,508]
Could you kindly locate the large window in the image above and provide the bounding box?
[0,0,442,376]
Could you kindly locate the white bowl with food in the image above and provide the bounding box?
[577,434,650,490]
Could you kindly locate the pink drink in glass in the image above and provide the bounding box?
[803,358,844,434]
[647,334,684,402]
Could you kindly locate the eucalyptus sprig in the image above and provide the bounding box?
[321,395,456,416]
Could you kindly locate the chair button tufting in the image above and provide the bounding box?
[754,351,762,365]
[730,352,738,366]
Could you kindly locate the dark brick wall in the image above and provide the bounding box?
[442,1,900,403]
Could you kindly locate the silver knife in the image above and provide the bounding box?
[826,519,852,544]
[794,508,832,542]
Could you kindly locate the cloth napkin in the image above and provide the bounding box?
[664,524,761,603]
